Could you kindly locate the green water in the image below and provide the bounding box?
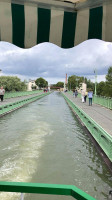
[0,92,111,200]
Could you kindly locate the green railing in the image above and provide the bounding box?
[0,181,96,200]
[62,93,112,162]
[4,90,42,99]
[93,96,112,110]
[68,91,112,109]
[0,92,50,116]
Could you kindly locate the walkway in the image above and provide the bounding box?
[63,92,112,136]
[0,92,44,106]
[0,91,50,117]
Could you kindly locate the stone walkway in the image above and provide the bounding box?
[64,92,112,136]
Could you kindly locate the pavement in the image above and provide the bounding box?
[64,92,112,136]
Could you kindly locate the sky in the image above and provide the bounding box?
[0,39,112,84]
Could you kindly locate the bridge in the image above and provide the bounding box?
[0,0,112,199]
[0,91,112,200]
[63,91,112,170]
[50,86,62,89]
[0,91,112,165]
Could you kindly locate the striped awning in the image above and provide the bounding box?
[0,0,112,48]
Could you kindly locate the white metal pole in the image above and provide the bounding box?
[94,69,97,96]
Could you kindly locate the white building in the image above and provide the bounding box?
[78,82,87,93]
[27,80,38,91]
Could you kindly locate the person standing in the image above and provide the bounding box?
[75,89,78,98]
[73,90,75,97]
[84,91,88,102]
[0,86,5,102]
[88,90,93,106]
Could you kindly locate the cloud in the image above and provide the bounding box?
[0,39,112,83]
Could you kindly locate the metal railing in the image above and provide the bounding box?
[4,90,41,99]
[0,181,96,200]
[93,95,112,110]
[0,92,50,116]
[68,91,112,109]
[63,93,112,162]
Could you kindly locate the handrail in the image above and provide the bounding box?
[0,181,96,200]
[93,95,112,110]
[0,92,50,116]
[4,90,42,99]
[62,93,112,162]
[68,91,112,109]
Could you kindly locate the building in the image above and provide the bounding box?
[78,82,87,93]
[27,80,38,91]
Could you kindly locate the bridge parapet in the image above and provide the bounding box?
[69,91,112,110]
[4,90,41,99]
[62,92,112,167]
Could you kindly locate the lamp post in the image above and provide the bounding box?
[94,69,97,96]
[76,78,79,88]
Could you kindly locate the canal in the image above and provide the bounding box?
[0,92,111,200]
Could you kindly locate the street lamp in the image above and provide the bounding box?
[94,69,97,96]
[76,78,79,88]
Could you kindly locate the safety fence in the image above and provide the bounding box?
[93,96,112,110]
[4,90,42,99]
[0,92,50,116]
[0,181,96,200]
[68,91,112,110]
[62,93,112,162]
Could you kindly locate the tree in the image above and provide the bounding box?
[0,76,27,91]
[35,77,48,88]
[106,67,112,82]
[86,79,95,92]
[105,67,112,97]
[96,81,106,96]
[55,82,64,88]
[68,75,84,90]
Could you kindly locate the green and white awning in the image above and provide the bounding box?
[0,0,112,48]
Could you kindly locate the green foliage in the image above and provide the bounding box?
[105,67,112,97]
[86,79,95,91]
[106,67,112,83]
[96,67,112,97]
[67,66,112,97]
[0,76,27,91]
[35,77,48,88]
[55,82,64,88]
[96,81,106,96]
[68,75,85,90]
